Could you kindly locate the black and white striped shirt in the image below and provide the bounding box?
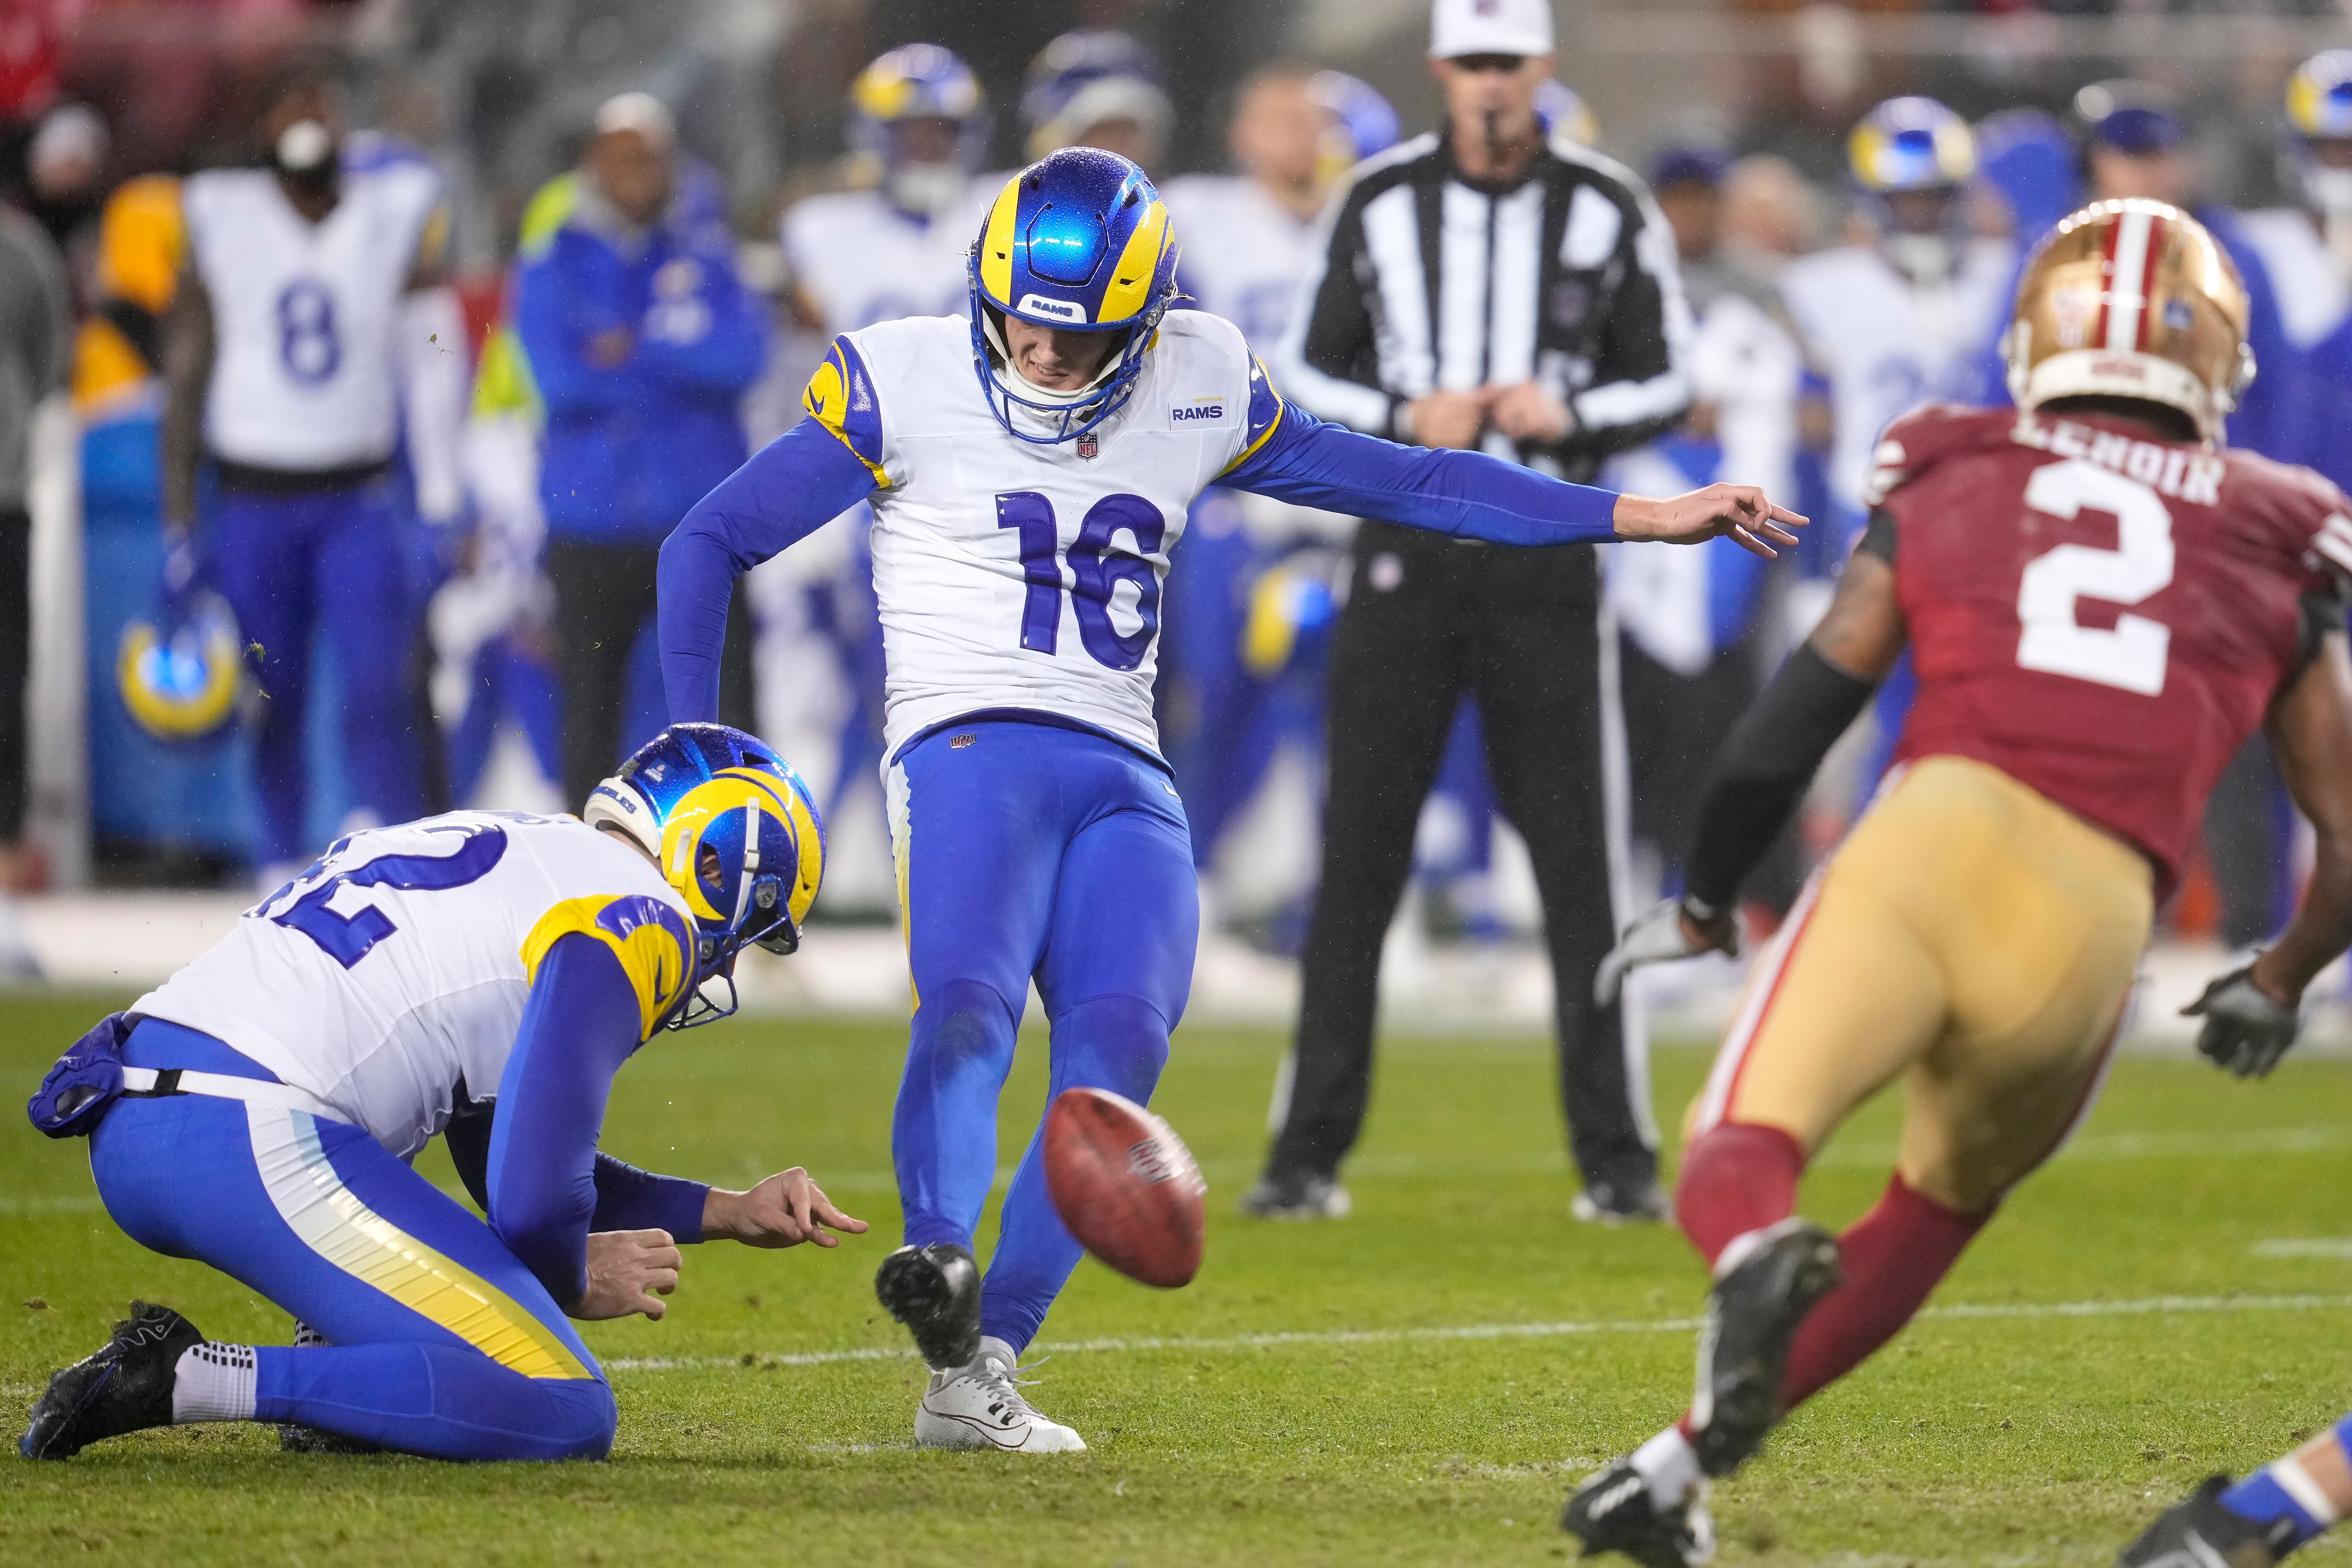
[1276,132,1692,483]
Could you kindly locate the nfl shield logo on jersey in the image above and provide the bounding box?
[1076,431,1099,460]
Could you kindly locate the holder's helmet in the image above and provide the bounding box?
[846,44,989,219]
[585,723,825,1026]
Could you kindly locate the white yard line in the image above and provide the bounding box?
[605,1291,2352,1373]
[2252,1239,2352,1259]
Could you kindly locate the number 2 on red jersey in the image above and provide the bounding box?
[2014,458,2176,698]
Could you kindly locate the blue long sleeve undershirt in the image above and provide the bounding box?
[656,399,1624,723]
[485,933,709,1308]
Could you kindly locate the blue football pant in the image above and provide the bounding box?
[88,1020,613,1461]
[887,720,1197,1352]
[214,481,426,867]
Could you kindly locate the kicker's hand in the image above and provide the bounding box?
[705,1167,869,1249]
[2182,963,2302,1079]
[1595,896,1740,1006]
[574,1228,681,1320]
[1614,484,1806,559]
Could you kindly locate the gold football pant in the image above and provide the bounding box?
[1687,755,2154,1214]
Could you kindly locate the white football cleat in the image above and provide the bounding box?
[913,1336,1086,1453]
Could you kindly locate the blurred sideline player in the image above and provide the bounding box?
[163,64,468,883]
[21,724,864,1462]
[659,147,1801,1451]
[1160,68,1396,909]
[2076,79,2306,956]
[1567,199,2352,1565]
[775,45,989,844]
[1775,97,2011,837]
[2253,51,2352,494]
[1605,145,1801,904]
[1021,29,1173,171]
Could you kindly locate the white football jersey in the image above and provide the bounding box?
[1161,175,1321,351]
[803,310,1279,763]
[781,189,972,333]
[2239,207,2351,349]
[182,162,443,470]
[1779,238,2011,513]
[133,812,696,1160]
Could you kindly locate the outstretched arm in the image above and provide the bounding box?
[658,418,878,721]
[1221,396,1802,557]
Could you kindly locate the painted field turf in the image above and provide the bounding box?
[2,988,2349,1565]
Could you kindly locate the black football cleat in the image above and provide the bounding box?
[875,1242,982,1371]
[1689,1218,1842,1478]
[21,1300,202,1459]
[2117,1475,2297,1568]
[1562,1457,1716,1567]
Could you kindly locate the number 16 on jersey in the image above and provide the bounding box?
[997,490,1167,673]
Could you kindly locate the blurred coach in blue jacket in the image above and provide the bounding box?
[516,92,766,807]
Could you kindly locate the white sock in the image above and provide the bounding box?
[171,1342,257,1424]
[1632,1425,1702,1506]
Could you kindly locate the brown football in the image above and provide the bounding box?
[1042,1086,1207,1288]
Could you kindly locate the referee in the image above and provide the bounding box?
[1244,0,1693,1224]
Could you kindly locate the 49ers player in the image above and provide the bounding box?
[1564,198,2352,1567]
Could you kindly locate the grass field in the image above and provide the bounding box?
[3,986,2351,1566]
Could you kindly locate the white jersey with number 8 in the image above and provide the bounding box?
[182,163,442,472]
[802,310,1284,764]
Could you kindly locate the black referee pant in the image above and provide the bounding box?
[1266,521,1655,1191]
[547,536,758,811]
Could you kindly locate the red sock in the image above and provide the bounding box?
[1779,1174,1988,1412]
[1674,1121,1807,1268]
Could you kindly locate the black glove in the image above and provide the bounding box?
[2180,964,2301,1080]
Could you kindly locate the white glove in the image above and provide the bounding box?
[1595,896,1739,1006]
[2182,963,2301,1079]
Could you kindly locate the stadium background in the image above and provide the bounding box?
[4,6,2352,1564]
[3,0,2350,1049]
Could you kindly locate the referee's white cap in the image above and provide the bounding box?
[1430,0,1555,60]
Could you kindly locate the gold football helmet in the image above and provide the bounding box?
[2002,198,2253,442]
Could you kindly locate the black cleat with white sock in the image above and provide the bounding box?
[20,1300,203,1459]
[875,1241,983,1370]
[1689,1218,1843,1478]
[2117,1475,2295,1568]
[1562,1458,1716,1567]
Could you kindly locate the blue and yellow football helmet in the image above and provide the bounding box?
[585,723,825,1027]
[1307,71,1399,188]
[2285,51,2352,219]
[117,586,241,743]
[1536,80,1597,149]
[966,145,1181,446]
[846,43,989,218]
[1850,96,1977,196]
[1020,29,1171,163]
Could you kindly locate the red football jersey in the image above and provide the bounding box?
[1871,403,2352,891]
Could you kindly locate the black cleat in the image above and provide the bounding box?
[1562,1458,1716,1567]
[2117,1475,2296,1568]
[21,1300,202,1459]
[1689,1218,1842,1478]
[1236,1168,1351,1220]
[875,1242,981,1371]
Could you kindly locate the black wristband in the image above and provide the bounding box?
[1684,642,1879,909]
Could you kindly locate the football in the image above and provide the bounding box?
[1042,1086,1208,1288]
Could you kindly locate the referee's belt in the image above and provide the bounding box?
[120,1066,346,1121]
